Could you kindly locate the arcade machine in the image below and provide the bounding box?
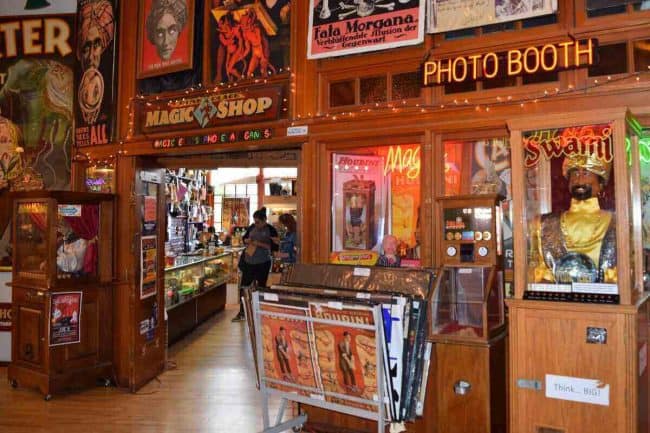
[507,110,649,433]
[430,194,507,433]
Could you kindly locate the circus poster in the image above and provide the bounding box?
[208,0,291,84]
[309,302,379,412]
[259,302,321,396]
[0,10,75,268]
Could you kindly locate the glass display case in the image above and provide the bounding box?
[9,191,114,399]
[12,192,113,288]
[165,251,233,310]
[430,266,504,341]
[522,123,620,303]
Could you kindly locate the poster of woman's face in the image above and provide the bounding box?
[137,0,195,78]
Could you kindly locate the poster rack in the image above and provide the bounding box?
[250,290,389,433]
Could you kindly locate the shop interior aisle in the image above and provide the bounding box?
[0,306,282,433]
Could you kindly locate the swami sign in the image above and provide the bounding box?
[136,86,283,135]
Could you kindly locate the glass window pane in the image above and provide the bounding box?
[444,28,477,40]
[523,124,618,302]
[521,14,558,27]
[360,76,387,105]
[522,50,559,84]
[588,43,628,76]
[444,81,477,94]
[330,80,355,107]
[224,184,236,196]
[248,184,258,196]
[634,39,650,72]
[482,22,515,33]
[392,72,421,100]
[330,145,422,264]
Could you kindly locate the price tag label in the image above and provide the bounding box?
[262,292,279,302]
[353,267,371,277]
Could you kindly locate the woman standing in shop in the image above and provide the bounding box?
[278,213,298,264]
[232,207,278,322]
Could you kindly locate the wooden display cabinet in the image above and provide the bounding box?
[430,194,507,433]
[507,109,650,433]
[8,191,114,400]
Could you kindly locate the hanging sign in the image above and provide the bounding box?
[308,0,426,59]
[423,39,597,86]
[137,86,283,135]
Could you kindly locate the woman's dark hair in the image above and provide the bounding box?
[253,207,267,221]
[279,213,296,233]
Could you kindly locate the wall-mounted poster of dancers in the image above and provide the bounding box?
[208,0,291,84]
[331,153,387,253]
[309,302,379,412]
[137,0,196,78]
[259,302,321,396]
[308,0,425,59]
[222,197,250,233]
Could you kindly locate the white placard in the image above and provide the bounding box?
[58,204,82,217]
[640,343,648,377]
[3,0,77,15]
[140,171,161,184]
[572,283,619,295]
[356,292,371,299]
[287,126,308,137]
[262,292,279,302]
[327,301,343,310]
[353,267,371,277]
[528,283,572,293]
[545,374,610,406]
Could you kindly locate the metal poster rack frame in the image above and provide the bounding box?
[250,290,389,433]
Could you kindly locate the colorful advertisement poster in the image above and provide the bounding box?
[75,0,118,147]
[331,153,387,253]
[0,302,11,332]
[140,235,157,299]
[143,195,157,234]
[137,0,195,78]
[428,0,557,33]
[208,0,291,84]
[0,9,75,267]
[259,302,321,395]
[222,197,250,233]
[308,0,425,59]
[310,302,378,411]
[49,291,82,346]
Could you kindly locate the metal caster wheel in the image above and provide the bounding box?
[10,380,17,388]
[44,394,52,401]
[103,378,111,387]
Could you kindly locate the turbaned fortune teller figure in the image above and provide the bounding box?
[529,152,617,284]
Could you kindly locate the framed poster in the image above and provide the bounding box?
[428,0,557,34]
[140,235,157,299]
[137,0,195,79]
[75,0,118,147]
[222,197,250,233]
[207,0,291,84]
[49,291,82,346]
[308,0,426,59]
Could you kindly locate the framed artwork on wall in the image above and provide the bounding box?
[137,0,195,79]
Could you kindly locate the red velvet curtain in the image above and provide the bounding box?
[64,204,100,275]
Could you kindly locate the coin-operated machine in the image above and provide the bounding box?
[430,194,507,433]
[8,191,114,400]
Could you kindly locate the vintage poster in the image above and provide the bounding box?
[310,302,378,411]
[75,0,118,147]
[143,195,158,234]
[49,291,82,346]
[641,155,650,250]
[331,153,387,254]
[259,302,321,396]
[0,8,76,268]
[137,0,195,78]
[428,0,557,33]
[0,302,11,332]
[140,235,157,299]
[308,0,425,59]
[222,197,250,232]
[208,0,291,84]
